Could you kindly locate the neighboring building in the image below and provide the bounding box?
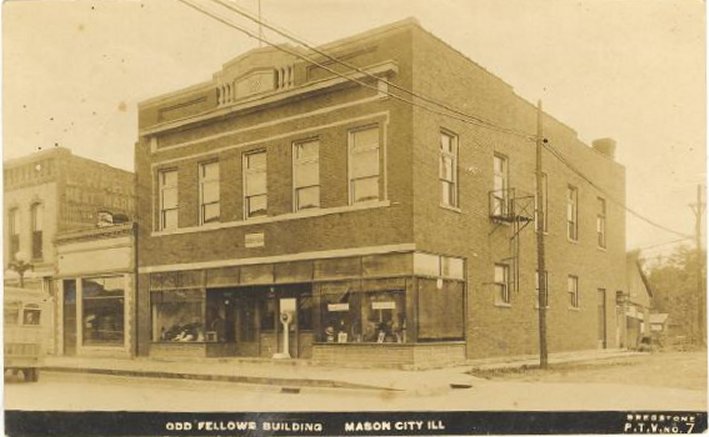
[4,147,136,355]
[4,147,136,289]
[53,223,137,358]
[619,252,670,349]
[134,18,627,366]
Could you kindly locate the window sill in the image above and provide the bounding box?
[597,245,608,252]
[153,200,391,237]
[494,302,512,308]
[567,238,579,244]
[568,306,581,312]
[534,305,551,310]
[439,204,461,213]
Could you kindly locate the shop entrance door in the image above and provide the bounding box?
[233,294,259,357]
[63,280,77,356]
[597,289,607,349]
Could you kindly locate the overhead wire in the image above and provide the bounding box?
[211,0,535,140]
[176,0,535,142]
[178,0,690,240]
[542,141,692,239]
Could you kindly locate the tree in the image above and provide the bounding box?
[647,244,706,345]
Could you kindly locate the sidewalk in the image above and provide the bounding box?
[42,348,646,396]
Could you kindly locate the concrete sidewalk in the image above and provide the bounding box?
[41,348,646,395]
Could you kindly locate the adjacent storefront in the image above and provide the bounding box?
[55,224,136,357]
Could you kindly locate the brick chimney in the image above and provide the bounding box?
[592,138,616,160]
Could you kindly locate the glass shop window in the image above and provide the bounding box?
[320,292,361,343]
[82,276,125,346]
[360,290,406,343]
[152,290,204,342]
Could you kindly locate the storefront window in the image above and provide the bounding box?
[82,276,125,346]
[152,290,204,342]
[319,288,406,343]
[361,291,406,343]
[417,279,464,340]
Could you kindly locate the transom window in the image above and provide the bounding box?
[293,140,320,211]
[159,170,178,231]
[440,131,458,207]
[494,264,511,305]
[348,126,380,204]
[199,161,220,225]
[244,151,267,218]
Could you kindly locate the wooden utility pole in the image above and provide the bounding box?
[691,184,705,346]
[535,100,548,368]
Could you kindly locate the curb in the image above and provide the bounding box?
[41,366,401,393]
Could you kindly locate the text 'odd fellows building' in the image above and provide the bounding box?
[134,18,625,366]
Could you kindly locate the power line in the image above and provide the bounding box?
[179,0,690,241]
[542,141,692,239]
[212,0,535,140]
[176,0,536,142]
[633,237,694,252]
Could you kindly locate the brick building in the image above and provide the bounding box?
[4,147,136,289]
[4,147,136,355]
[134,19,626,366]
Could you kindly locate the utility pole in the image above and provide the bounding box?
[535,100,548,368]
[691,184,705,346]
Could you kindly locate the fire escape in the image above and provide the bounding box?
[488,188,535,292]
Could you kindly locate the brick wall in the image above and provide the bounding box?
[410,25,627,359]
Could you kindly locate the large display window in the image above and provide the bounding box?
[152,290,204,342]
[319,287,406,343]
[82,276,125,346]
[417,279,464,340]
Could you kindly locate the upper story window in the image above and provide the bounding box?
[159,170,178,231]
[535,172,548,232]
[348,126,380,204]
[293,140,320,211]
[568,275,580,308]
[440,131,458,208]
[492,154,509,216]
[567,185,578,241]
[8,208,19,260]
[199,161,220,225]
[597,197,607,248]
[30,203,43,260]
[535,270,549,309]
[244,151,267,218]
[494,263,511,305]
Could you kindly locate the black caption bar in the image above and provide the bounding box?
[5,410,707,436]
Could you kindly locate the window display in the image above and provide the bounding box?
[152,290,204,342]
[319,288,405,343]
[82,276,125,346]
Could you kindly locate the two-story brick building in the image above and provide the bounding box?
[134,18,626,367]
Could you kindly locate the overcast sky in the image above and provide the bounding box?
[3,0,705,253]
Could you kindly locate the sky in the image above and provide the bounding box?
[2,0,705,254]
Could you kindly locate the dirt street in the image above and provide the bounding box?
[471,351,706,391]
